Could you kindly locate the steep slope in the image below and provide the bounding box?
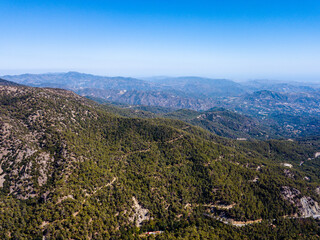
[1,85,320,239]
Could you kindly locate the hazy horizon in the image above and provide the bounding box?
[1,0,320,81]
[2,70,320,84]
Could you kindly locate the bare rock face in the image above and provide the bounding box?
[281,186,320,217]
[281,186,301,205]
[0,164,5,187]
[129,197,150,227]
[299,197,320,217]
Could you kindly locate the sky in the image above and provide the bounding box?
[1,0,320,81]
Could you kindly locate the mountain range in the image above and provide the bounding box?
[1,80,320,238]
[3,72,320,140]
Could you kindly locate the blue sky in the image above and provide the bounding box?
[1,0,320,81]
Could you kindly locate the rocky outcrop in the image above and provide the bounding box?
[129,197,150,227]
[281,163,293,168]
[283,169,294,179]
[0,164,5,187]
[299,197,320,217]
[281,186,320,218]
[281,186,300,204]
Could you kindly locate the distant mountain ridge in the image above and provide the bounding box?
[243,79,320,93]
[2,72,154,91]
[0,78,23,86]
[2,72,248,98]
[3,72,320,138]
[4,72,318,97]
[2,72,249,110]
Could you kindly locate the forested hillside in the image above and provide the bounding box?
[1,84,320,239]
[88,102,291,140]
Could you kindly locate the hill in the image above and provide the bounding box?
[1,85,320,238]
[0,78,23,86]
[87,103,291,140]
[84,102,278,140]
[162,108,276,139]
[216,90,320,137]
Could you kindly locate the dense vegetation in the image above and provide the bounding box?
[1,85,320,239]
